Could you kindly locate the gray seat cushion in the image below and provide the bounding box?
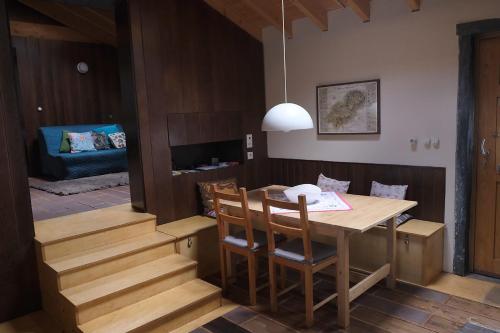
[273,238,337,263]
[223,229,284,251]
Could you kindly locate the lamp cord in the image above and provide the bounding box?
[281,0,287,103]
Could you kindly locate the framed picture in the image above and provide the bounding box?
[316,79,380,135]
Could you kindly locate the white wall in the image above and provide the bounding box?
[263,0,500,272]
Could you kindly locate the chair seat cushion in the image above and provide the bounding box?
[224,229,284,251]
[274,238,337,264]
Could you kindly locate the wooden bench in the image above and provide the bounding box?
[350,219,444,286]
[157,216,219,278]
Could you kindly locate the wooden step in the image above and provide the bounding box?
[35,204,156,245]
[41,218,156,262]
[78,279,221,333]
[48,232,176,290]
[62,254,197,324]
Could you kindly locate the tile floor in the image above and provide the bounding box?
[30,185,131,221]
[200,265,500,333]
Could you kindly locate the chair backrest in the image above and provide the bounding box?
[211,185,255,250]
[261,190,313,262]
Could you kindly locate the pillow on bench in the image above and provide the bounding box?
[370,181,407,200]
[370,181,410,227]
[198,178,238,217]
[317,173,350,193]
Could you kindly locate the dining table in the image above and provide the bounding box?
[220,185,417,328]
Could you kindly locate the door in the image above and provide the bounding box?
[474,35,500,277]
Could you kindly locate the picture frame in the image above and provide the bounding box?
[316,79,380,135]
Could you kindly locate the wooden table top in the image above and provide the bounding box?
[222,186,417,233]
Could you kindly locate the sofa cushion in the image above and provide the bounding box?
[59,130,71,153]
[68,132,97,153]
[93,124,121,136]
[109,132,127,148]
[92,131,111,150]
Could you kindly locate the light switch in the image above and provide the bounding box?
[247,151,254,160]
[246,134,253,148]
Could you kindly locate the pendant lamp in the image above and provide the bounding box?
[262,0,313,132]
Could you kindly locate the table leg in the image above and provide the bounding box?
[336,229,350,328]
[386,216,397,289]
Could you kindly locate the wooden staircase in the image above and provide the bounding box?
[34,204,222,333]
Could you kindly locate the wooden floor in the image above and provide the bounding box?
[2,272,500,333]
[199,269,500,333]
[30,185,131,221]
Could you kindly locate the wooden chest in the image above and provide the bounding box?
[350,219,444,286]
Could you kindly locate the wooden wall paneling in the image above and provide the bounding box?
[0,0,40,321]
[115,0,149,213]
[269,158,446,222]
[179,1,213,114]
[12,36,121,175]
[209,4,243,113]
[120,0,267,223]
[135,0,177,223]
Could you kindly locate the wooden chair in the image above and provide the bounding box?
[262,190,338,327]
[212,185,278,305]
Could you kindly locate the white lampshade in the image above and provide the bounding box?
[262,103,314,132]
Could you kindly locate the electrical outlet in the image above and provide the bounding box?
[246,134,253,148]
[247,151,254,160]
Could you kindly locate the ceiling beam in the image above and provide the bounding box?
[346,0,370,22]
[407,0,421,12]
[9,20,97,43]
[241,0,293,38]
[290,0,328,31]
[18,0,116,46]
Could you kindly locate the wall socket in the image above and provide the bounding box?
[246,134,253,148]
[247,151,254,160]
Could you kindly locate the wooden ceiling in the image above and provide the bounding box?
[13,0,116,45]
[11,0,422,45]
[204,0,421,41]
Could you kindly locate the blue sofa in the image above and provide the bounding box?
[38,124,128,180]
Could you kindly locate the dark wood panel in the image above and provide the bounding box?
[0,0,40,321]
[120,0,267,224]
[167,112,242,146]
[12,36,121,175]
[269,158,446,222]
[115,0,148,213]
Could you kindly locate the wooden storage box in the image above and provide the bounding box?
[157,216,220,278]
[350,219,444,286]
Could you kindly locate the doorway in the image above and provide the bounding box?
[473,34,500,278]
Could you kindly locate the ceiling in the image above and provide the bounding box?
[11,0,422,46]
[204,0,422,41]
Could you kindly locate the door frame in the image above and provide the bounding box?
[454,19,500,276]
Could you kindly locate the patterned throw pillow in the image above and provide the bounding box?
[198,178,238,215]
[108,132,127,148]
[59,130,71,153]
[370,181,408,200]
[68,132,97,153]
[92,131,111,150]
[317,173,350,193]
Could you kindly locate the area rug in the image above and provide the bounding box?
[29,172,129,196]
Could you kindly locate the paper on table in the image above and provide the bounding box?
[270,192,352,214]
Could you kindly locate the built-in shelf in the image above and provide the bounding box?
[171,139,243,172]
